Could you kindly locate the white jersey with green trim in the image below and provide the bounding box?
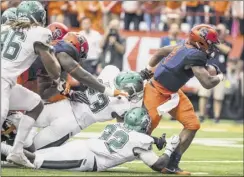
[71,65,142,129]
[1,25,52,85]
[86,123,154,171]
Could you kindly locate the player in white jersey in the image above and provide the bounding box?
[4,65,144,151]
[1,1,61,168]
[2,107,180,172]
[1,7,17,25]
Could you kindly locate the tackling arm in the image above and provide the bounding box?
[34,42,61,81]
[134,148,170,172]
[56,52,106,93]
[191,66,223,89]
[37,76,58,100]
[136,135,180,173]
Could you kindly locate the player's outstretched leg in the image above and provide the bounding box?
[7,101,44,168]
[162,90,200,175]
[162,129,196,175]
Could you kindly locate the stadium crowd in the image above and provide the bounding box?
[1,0,243,122]
[1,1,244,34]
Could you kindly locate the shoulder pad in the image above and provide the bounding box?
[35,27,52,45]
[184,49,208,67]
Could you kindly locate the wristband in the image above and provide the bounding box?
[103,87,114,96]
[217,74,224,81]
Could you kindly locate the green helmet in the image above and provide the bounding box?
[1,7,17,24]
[114,71,144,103]
[16,1,46,26]
[124,107,151,133]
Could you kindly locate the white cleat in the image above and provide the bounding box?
[6,152,35,168]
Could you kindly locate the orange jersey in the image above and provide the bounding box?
[103,1,122,14]
[166,1,182,9]
[48,1,65,16]
[185,1,199,7]
[210,1,230,14]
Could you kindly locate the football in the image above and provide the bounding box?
[206,65,217,76]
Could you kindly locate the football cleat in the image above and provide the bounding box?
[162,166,191,175]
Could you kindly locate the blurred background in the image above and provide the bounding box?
[1,0,243,123]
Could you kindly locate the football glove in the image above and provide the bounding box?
[56,79,71,96]
[152,133,167,151]
[139,68,153,81]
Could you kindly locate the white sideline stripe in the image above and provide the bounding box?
[128,160,243,164]
[74,133,243,141]
[202,128,227,132]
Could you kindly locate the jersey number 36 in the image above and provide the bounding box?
[1,30,27,61]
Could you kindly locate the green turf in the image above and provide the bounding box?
[2,120,243,176]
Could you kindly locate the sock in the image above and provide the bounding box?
[174,152,182,164]
[168,151,182,168]
[11,115,35,154]
[1,142,13,156]
[164,149,173,157]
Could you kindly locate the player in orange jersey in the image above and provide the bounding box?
[139,24,224,175]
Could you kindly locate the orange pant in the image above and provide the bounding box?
[143,80,200,134]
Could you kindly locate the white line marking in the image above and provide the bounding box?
[192,172,209,175]
[111,167,128,170]
[75,133,243,141]
[128,160,243,164]
[202,128,227,132]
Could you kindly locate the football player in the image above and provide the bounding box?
[1,7,17,24]
[1,1,61,167]
[139,24,224,175]
[6,66,144,151]
[31,22,70,103]
[33,24,127,102]
[2,107,180,173]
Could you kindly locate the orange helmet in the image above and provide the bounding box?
[62,32,89,60]
[188,24,220,55]
[47,22,69,40]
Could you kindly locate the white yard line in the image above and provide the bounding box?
[128,160,243,164]
[191,172,209,175]
[111,166,128,170]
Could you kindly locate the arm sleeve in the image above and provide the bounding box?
[133,148,159,167]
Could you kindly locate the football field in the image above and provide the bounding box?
[2,119,243,176]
